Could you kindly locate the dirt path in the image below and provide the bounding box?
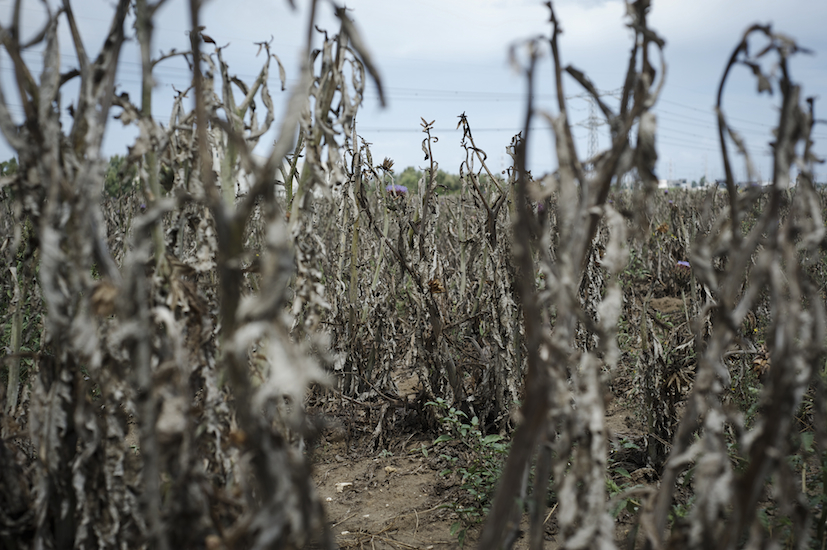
[315,444,460,549]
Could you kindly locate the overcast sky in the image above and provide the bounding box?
[2,0,826,183]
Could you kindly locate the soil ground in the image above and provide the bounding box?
[311,378,645,549]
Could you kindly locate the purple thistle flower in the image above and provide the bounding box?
[385,184,408,197]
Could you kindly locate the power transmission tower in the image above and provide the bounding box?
[587,99,599,166]
[571,88,622,173]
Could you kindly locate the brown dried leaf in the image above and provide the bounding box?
[90,279,119,316]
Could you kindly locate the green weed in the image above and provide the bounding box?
[427,397,509,546]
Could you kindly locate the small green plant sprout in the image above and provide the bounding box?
[607,437,644,518]
[427,398,509,546]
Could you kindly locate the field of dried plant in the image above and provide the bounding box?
[1,1,826,549]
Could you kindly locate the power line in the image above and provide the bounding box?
[2,49,806,139]
[358,126,546,134]
[2,48,823,165]
[659,98,775,129]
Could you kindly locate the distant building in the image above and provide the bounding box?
[657,178,689,189]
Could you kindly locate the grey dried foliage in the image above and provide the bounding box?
[1,0,825,549]
[0,0,359,547]
[644,25,825,550]
[477,2,666,547]
[476,3,826,550]
[317,107,526,452]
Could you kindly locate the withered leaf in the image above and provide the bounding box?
[428,278,445,294]
[91,279,119,316]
